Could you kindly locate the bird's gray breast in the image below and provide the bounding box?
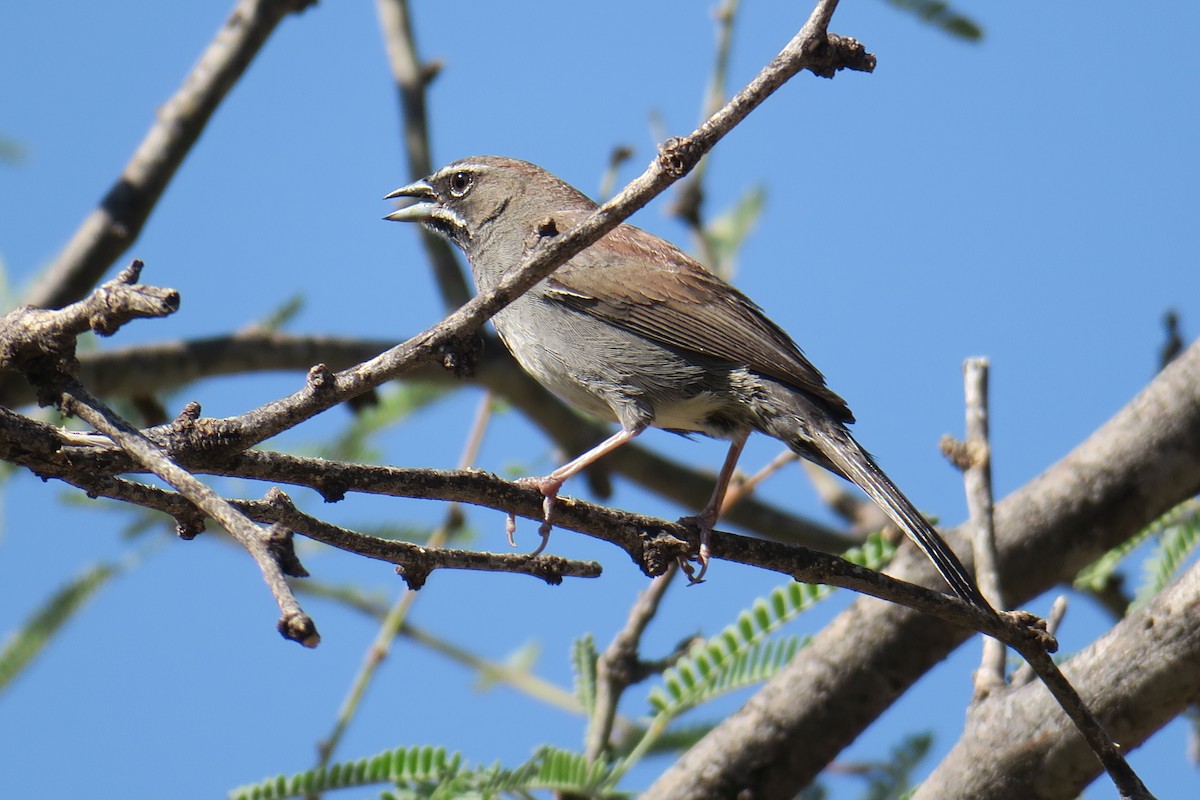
[491,292,752,438]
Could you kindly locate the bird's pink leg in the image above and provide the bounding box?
[507,426,644,553]
[680,432,748,582]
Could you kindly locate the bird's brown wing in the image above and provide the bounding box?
[543,219,854,423]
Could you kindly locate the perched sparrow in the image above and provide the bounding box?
[386,156,986,607]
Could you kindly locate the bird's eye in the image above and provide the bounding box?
[448,171,473,197]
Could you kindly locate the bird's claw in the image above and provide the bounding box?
[677,513,715,584]
[509,475,564,555]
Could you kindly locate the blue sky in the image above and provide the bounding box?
[1,2,1197,798]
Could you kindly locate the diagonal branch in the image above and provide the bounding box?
[59,381,319,646]
[22,0,316,311]
[919,565,1200,800]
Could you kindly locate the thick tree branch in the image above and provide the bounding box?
[920,563,1200,799]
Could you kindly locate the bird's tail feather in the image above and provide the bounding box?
[754,386,990,610]
[811,424,989,610]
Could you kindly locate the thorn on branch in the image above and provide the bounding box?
[437,333,481,378]
[175,401,202,423]
[658,136,703,178]
[265,522,310,578]
[419,59,443,85]
[306,362,335,395]
[815,34,876,77]
[316,475,349,503]
[176,513,206,541]
[277,610,320,648]
[264,486,295,510]
[396,561,432,591]
[640,529,689,577]
[939,434,988,471]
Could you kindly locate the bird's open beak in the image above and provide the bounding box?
[383,179,437,222]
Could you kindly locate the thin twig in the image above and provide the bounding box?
[671,0,741,271]
[1005,635,1154,800]
[376,0,471,309]
[597,146,635,203]
[60,382,319,646]
[959,357,1007,692]
[720,449,797,515]
[586,565,679,761]
[258,487,600,586]
[314,391,494,771]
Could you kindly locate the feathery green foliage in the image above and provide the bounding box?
[885,0,983,41]
[1075,498,1200,607]
[648,531,894,716]
[609,530,900,775]
[1138,498,1200,604]
[705,184,765,280]
[1073,524,1155,594]
[649,635,806,715]
[230,746,462,800]
[229,745,626,800]
[573,634,599,717]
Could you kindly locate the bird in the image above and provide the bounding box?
[385,155,988,608]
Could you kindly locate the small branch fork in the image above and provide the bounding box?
[0,262,316,646]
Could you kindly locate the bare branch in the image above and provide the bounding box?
[0,327,853,551]
[919,568,1198,800]
[0,260,178,402]
[950,358,1007,693]
[22,0,316,311]
[586,567,680,761]
[61,383,319,647]
[376,0,472,308]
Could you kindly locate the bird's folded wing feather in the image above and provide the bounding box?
[542,219,853,423]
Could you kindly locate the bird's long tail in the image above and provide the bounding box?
[756,388,992,611]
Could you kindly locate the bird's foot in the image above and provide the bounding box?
[677,512,717,584]
[507,475,564,554]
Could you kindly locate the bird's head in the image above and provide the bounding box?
[385,156,595,262]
